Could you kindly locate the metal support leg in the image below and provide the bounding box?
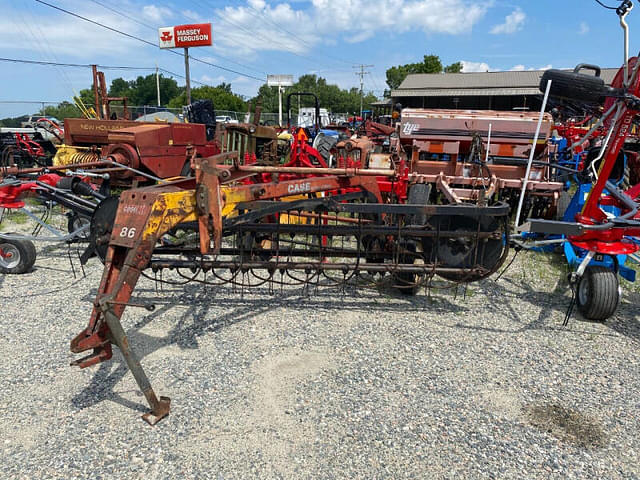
[102,307,171,426]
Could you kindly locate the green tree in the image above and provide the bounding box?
[444,62,463,73]
[108,74,181,106]
[385,54,462,90]
[0,115,29,128]
[251,74,379,116]
[253,83,279,112]
[167,84,246,112]
[40,101,82,120]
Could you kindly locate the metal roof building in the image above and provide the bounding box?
[391,68,619,111]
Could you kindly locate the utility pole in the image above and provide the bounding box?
[156,63,161,107]
[184,47,191,105]
[354,64,373,118]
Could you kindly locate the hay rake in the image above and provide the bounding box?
[70,154,510,424]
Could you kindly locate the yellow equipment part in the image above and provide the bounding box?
[53,145,100,166]
[218,188,313,221]
[279,193,320,225]
[137,186,309,248]
[141,190,198,241]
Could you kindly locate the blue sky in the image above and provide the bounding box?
[1,0,638,117]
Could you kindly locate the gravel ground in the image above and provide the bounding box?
[0,225,639,479]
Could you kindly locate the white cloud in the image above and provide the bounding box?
[0,7,141,57]
[182,9,203,22]
[200,74,226,84]
[461,61,492,72]
[510,64,552,71]
[459,61,552,73]
[215,0,491,56]
[579,22,590,35]
[490,8,525,34]
[142,5,172,24]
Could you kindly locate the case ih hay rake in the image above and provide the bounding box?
[70,154,509,424]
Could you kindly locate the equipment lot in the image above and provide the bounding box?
[0,227,639,479]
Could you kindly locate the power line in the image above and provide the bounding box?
[33,0,266,82]
[86,0,157,30]
[354,64,374,116]
[0,56,143,69]
[86,0,268,76]
[0,56,216,88]
[213,14,334,70]
[204,0,355,67]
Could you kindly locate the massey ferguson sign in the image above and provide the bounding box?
[158,23,212,49]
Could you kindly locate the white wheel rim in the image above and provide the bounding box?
[578,275,590,306]
[72,217,91,239]
[0,243,20,269]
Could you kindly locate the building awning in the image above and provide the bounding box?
[391,68,619,99]
[371,99,392,106]
[391,87,542,97]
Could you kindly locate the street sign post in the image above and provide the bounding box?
[159,23,213,105]
[267,75,294,127]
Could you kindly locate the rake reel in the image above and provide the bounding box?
[70,154,510,424]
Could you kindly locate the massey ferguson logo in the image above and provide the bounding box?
[402,123,419,135]
[158,27,176,48]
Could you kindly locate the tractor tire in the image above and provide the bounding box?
[313,134,338,166]
[0,234,36,274]
[423,215,503,283]
[67,213,91,240]
[407,184,431,225]
[555,191,572,221]
[541,68,607,104]
[576,266,620,321]
[621,164,631,191]
[89,196,119,263]
[393,241,421,295]
[180,159,194,177]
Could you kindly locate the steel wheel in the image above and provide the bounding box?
[0,243,20,270]
[68,214,91,240]
[0,235,36,274]
[423,215,504,282]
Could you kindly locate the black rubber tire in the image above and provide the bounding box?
[0,234,36,274]
[423,216,503,283]
[541,69,607,104]
[621,164,631,191]
[576,266,620,321]
[393,241,420,295]
[407,184,431,225]
[313,134,338,166]
[67,213,91,240]
[90,196,119,263]
[555,191,572,221]
[180,159,194,177]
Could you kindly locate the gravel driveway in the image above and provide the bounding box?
[0,238,639,479]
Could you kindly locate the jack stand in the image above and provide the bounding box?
[102,307,170,426]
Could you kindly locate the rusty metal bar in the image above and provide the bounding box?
[0,161,111,177]
[150,259,488,275]
[101,306,170,425]
[284,211,373,224]
[235,165,396,177]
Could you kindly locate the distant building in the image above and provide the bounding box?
[391,69,619,111]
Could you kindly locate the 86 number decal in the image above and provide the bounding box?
[119,227,137,239]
